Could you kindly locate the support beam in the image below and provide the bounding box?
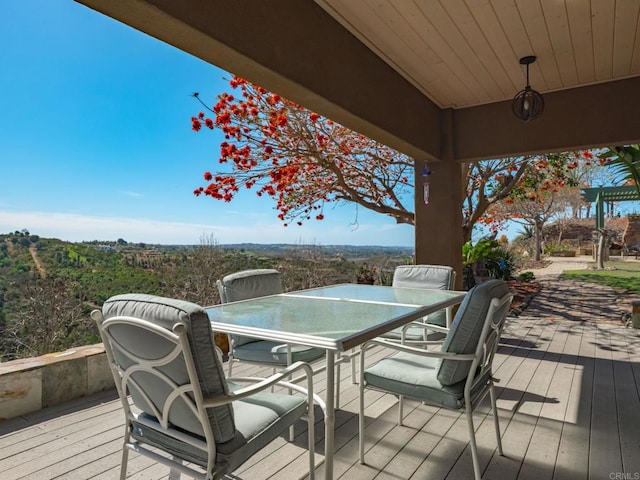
[454,77,640,162]
[77,1,640,164]
[75,0,443,161]
[414,161,463,288]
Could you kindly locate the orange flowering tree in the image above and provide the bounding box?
[483,151,598,260]
[191,76,414,228]
[462,157,531,244]
[191,76,601,244]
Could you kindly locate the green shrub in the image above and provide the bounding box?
[463,239,515,280]
[545,241,573,253]
[518,271,535,282]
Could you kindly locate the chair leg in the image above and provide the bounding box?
[351,349,358,384]
[397,395,404,425]
[119,425,130,480]
[490,383,504,456]
[168,460,182,480]
[307,400,316,479]
[335,353,342,409]
[119,446,129,480]
[227,355,234,377]
[466,409,482,480]
[358,379,366,464]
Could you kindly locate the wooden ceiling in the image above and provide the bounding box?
[315,0,640,109]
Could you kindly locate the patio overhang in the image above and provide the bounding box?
[73,0,640,279]
[74,0,640,163]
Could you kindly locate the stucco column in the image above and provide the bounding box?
[414,159,463,289]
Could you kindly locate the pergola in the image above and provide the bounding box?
[74,0,640,284]
[581,186,640,230]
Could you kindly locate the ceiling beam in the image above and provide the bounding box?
[75,1,640,164]
[454,76,640,161]
[76,0,443,161]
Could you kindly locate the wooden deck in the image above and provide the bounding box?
[2,315,639,480]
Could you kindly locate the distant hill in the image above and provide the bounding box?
[544,217,628,247]
[0,231,411,360]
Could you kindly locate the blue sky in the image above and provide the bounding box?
[0,1,415,246]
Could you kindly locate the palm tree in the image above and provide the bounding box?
[600,145,640,191]
[595,145,640,269]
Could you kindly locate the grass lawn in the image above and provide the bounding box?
[561,261,640,294]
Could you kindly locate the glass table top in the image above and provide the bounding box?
[287,283,463,306]
[206,284,465,351]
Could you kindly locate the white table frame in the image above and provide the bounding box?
[206,284,466,480]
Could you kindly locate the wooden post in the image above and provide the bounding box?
[632,300,640,329]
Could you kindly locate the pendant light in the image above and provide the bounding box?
[512,55,544,121]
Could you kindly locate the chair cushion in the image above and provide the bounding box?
[218,269,282,347]
[437,279,510,386]
[219,269,282,303]
[392,265,454,327]
[131,383,307,473]
[392,265,454,290]
[364,352,465,409]
[218,383,308,471]
[232,341,326,365]
[102,293,236,444]
[364,351,493,410]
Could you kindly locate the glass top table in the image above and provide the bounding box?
[206,283,466,480]
[206,283,465,351]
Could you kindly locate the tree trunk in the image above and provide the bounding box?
[534,221,543,261]
[462,224,472,246]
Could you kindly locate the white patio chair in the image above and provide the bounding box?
[217,269,326,377]
[380,264,456,344]
[218,269,348,410]
[92,293,320,480]
[359,279,513,480]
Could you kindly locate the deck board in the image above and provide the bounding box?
[589,324,623,480]
[613,325,640,476]
[1,316,639,480]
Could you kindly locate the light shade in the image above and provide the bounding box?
[512,85,545,121]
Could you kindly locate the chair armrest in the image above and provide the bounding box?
[359,339,477,389]
[362,338,476,361]
[375,321,447,346]
[419,324,450,334]
[203,361,325,413]
[399,320,448,334]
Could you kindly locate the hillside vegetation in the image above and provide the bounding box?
[0,231,412,360]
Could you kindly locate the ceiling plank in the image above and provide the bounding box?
[541,0,578,86]
[316,0,640,108]
[515,0,563,90]
[592,0,615,81]
[413,0,505,102]
[613,0,640,77]
[465,0,523,92]
[491,0,547,90]
[566,0,595,83]
[404,0,494,106]
[440,0,516,98]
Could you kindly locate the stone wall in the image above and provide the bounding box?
[0,344,114,421]
[623,215,640,246]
